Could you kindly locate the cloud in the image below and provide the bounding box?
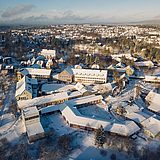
[0,10,98,25]
[1,4,35,18]
[2,9,151,25]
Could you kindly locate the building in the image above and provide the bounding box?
[58,67,73,83]
[145,91,160,114]
[144,75,160,83]
[72,68,108,84]
[18,92,69,109]
[17,68,52,81]
[141,116,160,138]
[39,49,56,59]
[135,61,154,68]
[15,76,38,101]
[111,53,137,62]
[58,67,108,84]
[22,106,45,142]
[40,94,140,137]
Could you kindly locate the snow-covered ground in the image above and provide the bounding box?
[41,113,76,136]
[1,74,160,160]
[78,104,113,120]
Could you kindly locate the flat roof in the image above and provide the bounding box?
[23,106,39,118]
[26,122,44,137]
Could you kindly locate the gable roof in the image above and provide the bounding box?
[15,76,33,97]
[64,67,74,75]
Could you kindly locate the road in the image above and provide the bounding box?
[0,83,16,126]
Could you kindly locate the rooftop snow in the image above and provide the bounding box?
[18,92,68,109]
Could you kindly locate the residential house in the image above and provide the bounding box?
[141,116,160,138]
[145,91,160,114]
[39,49,56,59]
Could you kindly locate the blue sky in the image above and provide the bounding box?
[0,0,160,24]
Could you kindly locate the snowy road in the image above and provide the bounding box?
[0,83,16,127]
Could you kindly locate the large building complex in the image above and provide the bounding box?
[17,68,52,81]
[58,67,108,84]
[72,68,108,84]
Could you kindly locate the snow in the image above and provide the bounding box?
[41,113,76,136]
[78,104,113,120]
[41,83,66,93]
[20,68,52,76]
[76,147,135,160]
[18,92,68,109]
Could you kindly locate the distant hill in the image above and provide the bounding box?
[131,19,160,25]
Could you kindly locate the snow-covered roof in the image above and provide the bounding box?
[39,49,56,57]
[15,76,33,97]
[40,103,67,114]
[91,64,100,69]
[40,94,103,114]
[125,112,146,124]
[23,106,39,119]
[61,106,140,136]
[72,68,107,78]
[41,83,66,93]
[57,84,75,92]
[64,66,74,75]
[93,83,112,93]
[67,91,82,99]
[20,68,51,76]
[18,92,69,109]
[145,91,160,113]
[40,94,140,136]
[109,121,140,136]
[141,116,160,137]
[144,75,160,83]
[66,94,103,107]
[61,105,112,130]
[26,121,44,137]
[111,53,137,61]
[135,61,154,67]
[124,104,140,114]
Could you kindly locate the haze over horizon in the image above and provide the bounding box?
[0,0,160,25]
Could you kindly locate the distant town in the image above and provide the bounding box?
[0,24,160,160]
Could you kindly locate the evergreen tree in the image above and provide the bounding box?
[95,56,100,64]
[95,125,105,148]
